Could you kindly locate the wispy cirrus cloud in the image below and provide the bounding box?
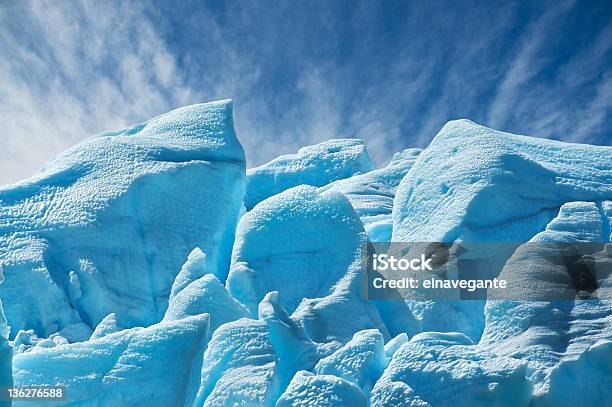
[486,0,577,129]
[0,0,202,185]
[0,0,610,185]
[486,0,612,144]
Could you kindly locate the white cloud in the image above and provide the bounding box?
[0,0,609,186]
[487,0,576,129]
[0,0,201,185]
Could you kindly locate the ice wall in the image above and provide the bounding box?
[0,101,246,338]
[245,139,373,210]
[0,103,610,406]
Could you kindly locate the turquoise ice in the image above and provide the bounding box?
[0,102,610,406]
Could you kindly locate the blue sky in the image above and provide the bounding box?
[0,0,610,185]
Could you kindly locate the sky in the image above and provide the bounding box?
[0,0,610,185]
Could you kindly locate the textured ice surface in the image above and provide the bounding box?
[13,314,209,406]
[55,322,92,343]
[320,148,420,242]
[228,185,366,313]
[384,333,409,358]
[245,139,374,210]
[534,339,612,407]
[195,291,340,406]
[391,120,612,341]
[1,103,611,406]
[259,291,337,369]
[195,317,279,406]
[0,100,246,338]
[393,119,612,243]
[89,313,121,340]
[226,184,399,343]
[164,249,249,334]
[314,329,388,393]
[371,332,532,407]
[277,371,368,407]
[480,198,612,402]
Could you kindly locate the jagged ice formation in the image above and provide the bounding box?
[0,101,610,406]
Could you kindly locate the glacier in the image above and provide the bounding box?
[0,100,246,340]
[245,139,374,210]
[320,148,421,243]
[0,100,610,406]
[13,314,209,406]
